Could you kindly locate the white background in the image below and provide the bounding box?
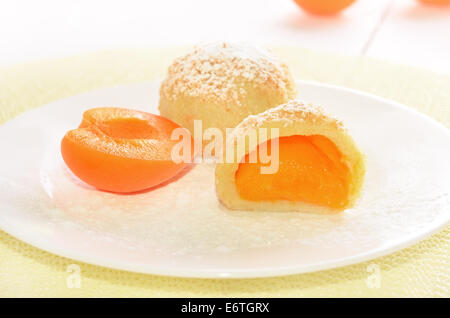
[1,0,449,74]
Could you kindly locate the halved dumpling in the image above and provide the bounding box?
[215,100,365,213]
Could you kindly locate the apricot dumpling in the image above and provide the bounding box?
[215,100,365,213]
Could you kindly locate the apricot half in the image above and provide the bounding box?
[61,107,193,193]
[235,135,350,209]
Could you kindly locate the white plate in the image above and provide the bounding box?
[0,81,449,278]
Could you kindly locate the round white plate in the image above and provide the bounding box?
[0,81,449,278]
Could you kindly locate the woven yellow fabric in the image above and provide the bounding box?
[0,47,449,297]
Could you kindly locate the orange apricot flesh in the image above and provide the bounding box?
[235,135,351,209]
[61,107,193,193]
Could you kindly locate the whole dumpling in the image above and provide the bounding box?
[159,42,297,137]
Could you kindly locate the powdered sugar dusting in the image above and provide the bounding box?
[263,99,344,127]
[160,42,295,106]
[227,99,344,142]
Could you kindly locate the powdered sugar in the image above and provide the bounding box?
[226,99,345,143]
[160,42,294,106]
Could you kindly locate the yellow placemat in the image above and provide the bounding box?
[0,47,449,297]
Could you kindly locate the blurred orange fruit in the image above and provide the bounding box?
[293,0,356,15]
[418,0,450,5]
